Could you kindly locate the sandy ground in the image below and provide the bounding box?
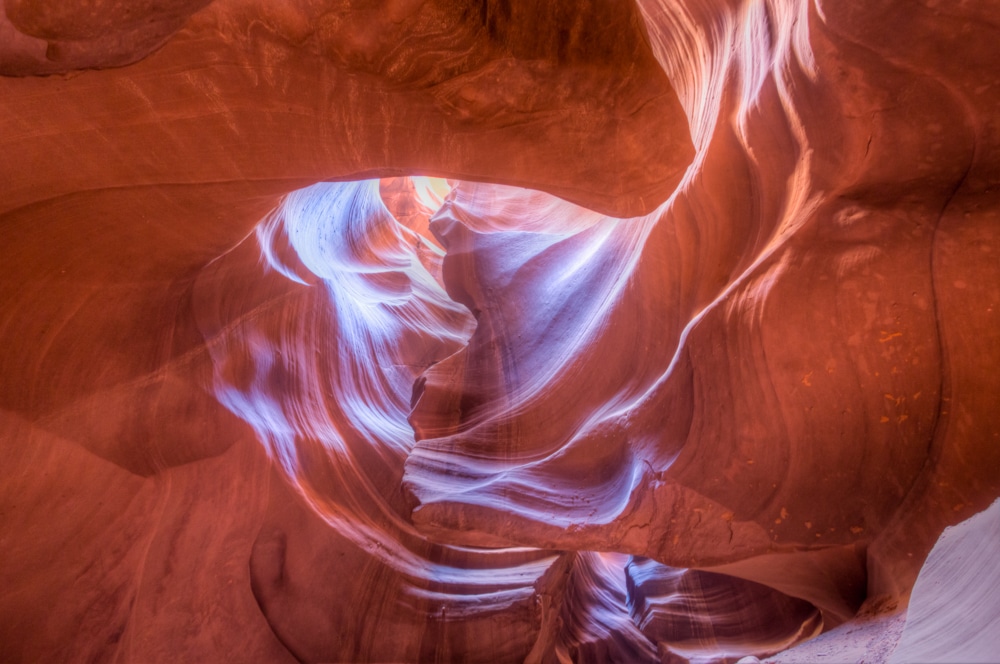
[763,611,907,664]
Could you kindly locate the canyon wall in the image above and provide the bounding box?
[1,0,998,661]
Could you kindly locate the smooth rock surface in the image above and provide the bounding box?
[889,499,1000,664]
[1,0,999,662]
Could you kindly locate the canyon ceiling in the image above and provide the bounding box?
[1,0,999,662]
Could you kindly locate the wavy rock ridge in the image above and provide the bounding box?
[1,0,999,662]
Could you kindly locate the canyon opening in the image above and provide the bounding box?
[2,0,999,662]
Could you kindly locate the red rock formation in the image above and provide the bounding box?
[1,0,998,662]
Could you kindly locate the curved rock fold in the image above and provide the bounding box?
[1,0,999,662]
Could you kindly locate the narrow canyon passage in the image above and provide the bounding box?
[1,0,999,662]
[195,176,825,661]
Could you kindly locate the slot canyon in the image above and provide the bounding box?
[2,0,999,662]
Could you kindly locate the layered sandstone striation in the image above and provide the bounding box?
[1,0,998,662]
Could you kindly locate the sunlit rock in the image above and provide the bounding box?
[889,499,1000,663]
[1,0,998,661]
[627,558,822,662]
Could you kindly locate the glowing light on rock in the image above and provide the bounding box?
[198,176,825,661]
[2,0,998,660]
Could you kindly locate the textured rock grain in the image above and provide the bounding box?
[1,0,998,662]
